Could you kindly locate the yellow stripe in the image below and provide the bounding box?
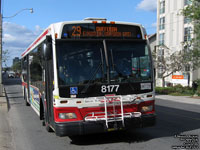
[54,95,60,99]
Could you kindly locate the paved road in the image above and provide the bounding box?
[3,78,200,150]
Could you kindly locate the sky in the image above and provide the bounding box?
[2,0,157,67]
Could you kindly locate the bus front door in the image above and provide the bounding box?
[44,59,54,131]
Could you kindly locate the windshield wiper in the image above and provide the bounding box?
[81,48,105,94]
[81,62,102,94]
[100,48,105,76]
[103,40,110,84]
[110,49,124,80]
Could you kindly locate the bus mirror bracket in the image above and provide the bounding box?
[43,36,52,61]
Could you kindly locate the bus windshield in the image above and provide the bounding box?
[56,41,106,86]
[107,41,152,83]
[56,40,152,86]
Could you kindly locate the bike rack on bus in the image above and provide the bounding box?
[84,95,142,129]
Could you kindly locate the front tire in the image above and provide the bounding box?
[44,107,53,132]
[45,123,53,132]
[24,88,30,106]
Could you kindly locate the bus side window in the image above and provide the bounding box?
[22,57,28,82]
[29,47,43,89]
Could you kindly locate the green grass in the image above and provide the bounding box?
[169,92,192,96]
[155,86,194,96]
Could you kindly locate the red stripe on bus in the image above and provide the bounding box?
[22,81,27,87]
[53,100,155,123]
[79,104,139,118]
[21,29,49,57]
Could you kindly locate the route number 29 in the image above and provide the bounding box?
[72,26,81,36]
[101,85,119,93]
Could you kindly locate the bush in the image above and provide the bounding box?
[173,84,184,93]
[192,79,200,96]
[155,85,194,96]
[155,87,174,94]
[196,85,200,96]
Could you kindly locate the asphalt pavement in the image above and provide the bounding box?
[1,78,200,150]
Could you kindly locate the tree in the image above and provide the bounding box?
[2,49,9,68]
[182,0,200,69]
[12,61,21,73]
[153,45,190,87]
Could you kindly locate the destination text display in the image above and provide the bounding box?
[62,24,142,39]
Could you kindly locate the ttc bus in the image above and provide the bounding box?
[21,18,156,136]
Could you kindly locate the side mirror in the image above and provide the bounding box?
[42,36,52,61]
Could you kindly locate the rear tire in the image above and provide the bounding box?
[45,123,53,132]
[42,121,45,126]
[40,99,44,120]
[24,89,30,106]
[44,109,53,132]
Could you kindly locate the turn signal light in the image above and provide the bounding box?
[59,113,77,119]
[141,105,153,112]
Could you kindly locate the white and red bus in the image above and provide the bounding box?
[21,18,156,136]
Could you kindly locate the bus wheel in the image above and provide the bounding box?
[45,123,53,132]
[40,100,44,120]
[24,90,30,106]
[44,110,53,132]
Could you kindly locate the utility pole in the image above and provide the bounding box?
[0,0,3,96]
[0,1,33,96]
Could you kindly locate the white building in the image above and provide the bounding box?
[156,0,199,87]
[148,33,157,52]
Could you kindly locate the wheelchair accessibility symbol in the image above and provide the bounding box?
[70,87,78,95]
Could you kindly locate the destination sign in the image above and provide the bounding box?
[61,23,142,39]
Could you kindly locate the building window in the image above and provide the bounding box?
[184,17,191,24]
[159,17,165,30]
[159,33,165,45]
[184,27,192,42]
[160,0,165,14]
[184,0,192,6]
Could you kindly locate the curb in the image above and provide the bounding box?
[0,87,13,150]
[156,95,200,105]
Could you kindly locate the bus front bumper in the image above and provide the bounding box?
[55,113,156,136]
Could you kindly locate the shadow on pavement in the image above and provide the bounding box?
[70,105,200,145]
[4,87,10,111]
[3,78,22,86]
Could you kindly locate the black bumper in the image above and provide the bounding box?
[55,114,156,136]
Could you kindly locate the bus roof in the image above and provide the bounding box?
[21,19,144,58]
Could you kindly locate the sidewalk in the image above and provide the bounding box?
[156,94,200,105]
[0,92,13,150]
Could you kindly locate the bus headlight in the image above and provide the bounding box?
[59,113,77,119]
[141,105,153,112]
